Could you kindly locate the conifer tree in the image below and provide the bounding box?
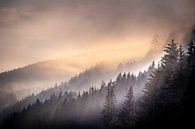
[138,40,181,128]
[102,81,117,129]
[118,86,135,129]
[116,73,122,82]
[158,40,179,106]
[175,44,186,88]
[140,63,161,118]
[148,61,155,74]
[160,44,185,106]
[161,39,178,71]
[178,44,185,65]
[187,40,195,68]
[185,40,195,104]
[187,40,195,56]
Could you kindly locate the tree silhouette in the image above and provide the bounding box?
[102,81,117,129]
[118,85,135,129]
[161,39,178,70]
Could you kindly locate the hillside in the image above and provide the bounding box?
[1,40,194,129]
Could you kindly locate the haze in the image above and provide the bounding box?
[0,0,195,72]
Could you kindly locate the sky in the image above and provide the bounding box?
[0,0,195,72]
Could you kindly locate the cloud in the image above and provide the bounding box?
[0,0,195,71]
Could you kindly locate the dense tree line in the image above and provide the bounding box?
[136,40,195,129]
[102,39,195,129]
[0,62,152,129]
[1,39,194,129]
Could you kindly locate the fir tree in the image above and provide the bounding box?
[140,63,162,119]
[187,40,195,57]
[102,81,117,129]
[157,40,179,106]
[178,44,185,64]
[118,86,135,129]
[160,44,185,106]
[187,40,195,69]
[116,73,123,82]
[161,39,178,71]
[148,61,155,74]
[184,40,195,106]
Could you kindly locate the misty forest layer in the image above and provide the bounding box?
[1,0,195,129]
[0,39,194,129]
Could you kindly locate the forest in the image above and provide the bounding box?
[0,39,194,129]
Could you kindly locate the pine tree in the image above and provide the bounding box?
[140,63,162,118]
[116,73,122,82]
[137,40,194,128]
[175,44,186,89]
[102,81,117,129]
[157,40,179,106]
[187,40,195,68]
[187,40,195,57]
[160,44,186,106]
[185,40,195,105]
[118,86,135,129]
[178,44,185,63]
[177,44,186,72]
[148,61,155,74]
[161,39,178,71]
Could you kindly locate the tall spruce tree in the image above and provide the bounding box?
[148,61,155,74]
[161,39,178,71]
[185,40,195,104]
[187,40,195,69]
[158,40,179,104]
[140,40,179,122]
[118,85,135,129]
[175,44,186,88]
[102,81,117,129]
[160,44,186,107]
[140,63,162,119]
[134,40,195,129]
[178,44,186,66]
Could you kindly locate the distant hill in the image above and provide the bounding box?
[0,58,89,100]
[0,58,118,112]
[0,57,156,115]
[0,37,165,112]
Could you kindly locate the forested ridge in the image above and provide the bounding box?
[0,39,194,129]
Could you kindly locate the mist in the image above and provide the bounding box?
[0,0,195,72]
[0,1,195,128]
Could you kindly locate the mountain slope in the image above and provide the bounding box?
[0,59,89,100]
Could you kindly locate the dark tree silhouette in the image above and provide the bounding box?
[118,85,135,129]
[137,40,195,129]
[102,81,117,129]
[2,39,195,129]
[161,39,178,70]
